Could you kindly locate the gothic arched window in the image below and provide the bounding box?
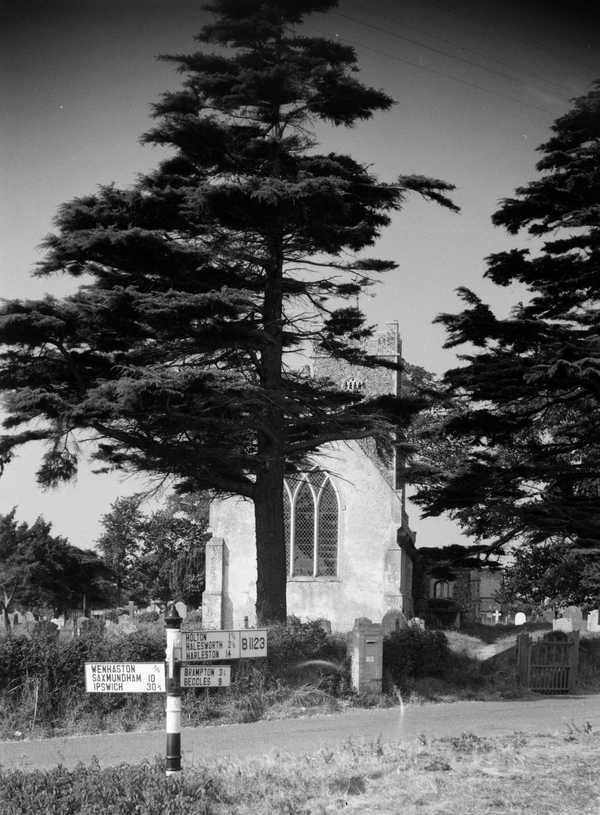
[433,580,451,599]
[283,471,339,578]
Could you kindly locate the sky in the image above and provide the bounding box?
[1,0,599,549]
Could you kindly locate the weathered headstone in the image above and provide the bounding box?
[382,609,409,635]
[564,606,584,631]
[315,618,332,634]
[542,608,555,623]
[32,620,59,638]
[587,609,600,632]
[514,612,527,626]
[553,617,573,633]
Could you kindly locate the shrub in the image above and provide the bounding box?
[578,636,600,691]
[0,618,353,737]
[264,619,347,682]
[136,610,161,623]
[383,628,449,686]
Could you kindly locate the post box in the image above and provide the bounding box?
[350,618,383,694]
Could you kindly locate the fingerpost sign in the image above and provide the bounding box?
[83,606,268,776]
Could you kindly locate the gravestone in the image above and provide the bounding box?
[382,609,409,635]
[553,617,573,633]
[587,609,600,632]
[542,608,555,624]
[514,612,526,626]
[315,618,332,634]
[32,620,59,639]
[564,606,584,631]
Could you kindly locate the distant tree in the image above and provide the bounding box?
[0,0,457,622]
[96,491,209,607]
[96,496,145,605]
[134,492,209,608]
[415,81,600,555]
[0,509,112,628]
[417,543,502,582]
[498,540,600,614]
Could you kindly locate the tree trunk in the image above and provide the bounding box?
[254,233,287,625]
[2,604,10,633]
[254,461,287,624]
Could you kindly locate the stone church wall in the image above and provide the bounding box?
[207,439,411,632]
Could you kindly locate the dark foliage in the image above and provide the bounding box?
[0,0,456,623]
[0,510,113,629]
[383,627,449,684]
[414,81,600,555]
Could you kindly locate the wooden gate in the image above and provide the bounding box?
[516,631,579,694]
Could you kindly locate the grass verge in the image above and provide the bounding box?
[1,726,598,814]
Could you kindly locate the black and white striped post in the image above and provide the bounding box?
[165,603,182,776]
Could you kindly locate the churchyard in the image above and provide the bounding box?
[2,605,600,743]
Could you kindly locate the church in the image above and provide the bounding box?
[202,323,418,633]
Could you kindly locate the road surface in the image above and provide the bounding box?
[1,695,599,771]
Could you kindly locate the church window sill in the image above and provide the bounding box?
[287,576,341,582]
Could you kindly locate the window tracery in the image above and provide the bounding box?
[283,470,339,578]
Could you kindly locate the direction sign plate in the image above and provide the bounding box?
[181,629,267,661]
[85,662,166,693]
[238,630,268,659]
[180,664,231,687]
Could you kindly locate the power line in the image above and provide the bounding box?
[345,5,577,97]
[435,0,599,78]
[336,10,522,85]
[342,36,560,117]
[335,10,574,102]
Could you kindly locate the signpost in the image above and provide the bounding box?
[85,662,166,693]
[180,664,231,687]
[182,629,267,661]
[83,606,268,776]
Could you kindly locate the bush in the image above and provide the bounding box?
[578,636,600,691]
[136,610,161,624]
[0,618,355,738]
[383,628,449,686]
[265,619,345,678]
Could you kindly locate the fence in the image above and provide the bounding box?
[516,631,579,694]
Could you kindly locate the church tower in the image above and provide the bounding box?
[310,321,405,494]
